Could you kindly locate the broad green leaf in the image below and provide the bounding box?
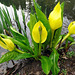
[10,26,30,46]
[14,53,33,60]
[31,6,35,14]
[52,2,64,47]
[40,56,52,75]
[27,13,38,56]
[61,2,64,21]
[49,48,60,75]
[33,0,51,44]
[33,0,41,10]
[0,51,20,64]
[32,41,39,56]
[27,14,37,33]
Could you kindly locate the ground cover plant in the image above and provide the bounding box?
[0,0,75,75]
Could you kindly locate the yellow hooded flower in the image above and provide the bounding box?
[49,2,62,30]
[32,21,47,43]
[68,21,75,34]
[0,37,15,51]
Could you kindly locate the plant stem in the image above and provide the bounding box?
[38,26,42,56]
[15,48,25,54]
[39,41,41,56]
[50,30,54,48]
[39,33,42,56]
[55,33,70,49]
[61,33,70,44]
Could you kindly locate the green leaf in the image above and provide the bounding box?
[70,41,75,46]
[13,5,21,32]
[33,0,41,10]
[21,10,26,32]
[40,56,53,75]
[53,35,62,48]
[27,14,37,33]
[52,2,64,48]
[65,39,68,48]
[22,10,25,26]
[0,51,20,64]
[27,13,39,56]
[58,47,64,51]
[67,35,74,42]
[61,2,65,21]
[31,6,35,14]
[10,26,30,46]
[33,0,51,44]
[54,35,62,47]
[49,48,60,75]
[5,6,11,22]
[2,8,12,27]
[14,53,33,60]
[32,41,39,56]
[0,8,7,30]
[0,21,3,33]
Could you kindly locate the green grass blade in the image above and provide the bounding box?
[2,8,12,27]
[21,10,26,31]
[5,6,11,22]
[0,21,3,33]
[0,8,7,30]
[13,5,21,33]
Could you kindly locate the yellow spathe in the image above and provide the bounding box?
[0,37,15,51]
[32,21,47,43]
[49,2,62,30]
[68,21,75,34]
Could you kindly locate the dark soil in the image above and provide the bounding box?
[5,59,43,75]
[59,56,75,75]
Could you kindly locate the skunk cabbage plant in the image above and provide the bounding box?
[0,0,75,75]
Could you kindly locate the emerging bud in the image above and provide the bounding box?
[0,37,15,51]
[39,26,42,35]
[68,21,75,34]
[49,2,62,30]
[32,21,47,43]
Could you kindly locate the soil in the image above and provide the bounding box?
[59,56,75,75]
[5,59,43,75]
